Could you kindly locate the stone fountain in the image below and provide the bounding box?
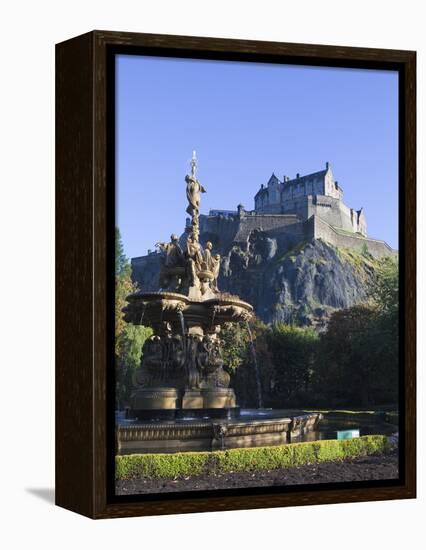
[117,152,322,453]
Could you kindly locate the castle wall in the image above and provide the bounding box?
[199,212,301,249]
[282,175,325,201]
[357,209,367,236]
[307,216,396,258]
[279,194,366,236]
[131,253,162,291]
[266,221,307,251]
[200,208,380,259]
[324,168,343,200]
[281,195,310,219]
[233,213,301,243]
[199,214,241,250]
[311,195,355,233]
[255,202,283,214]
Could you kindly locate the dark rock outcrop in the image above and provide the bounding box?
[220,238,378,328]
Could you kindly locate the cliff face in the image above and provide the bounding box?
[132,233,383,329]
[219,238,379,329]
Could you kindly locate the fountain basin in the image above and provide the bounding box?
[116,410,323,454]
[123,291,254,331]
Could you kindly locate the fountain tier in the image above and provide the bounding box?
[124,291,253,332]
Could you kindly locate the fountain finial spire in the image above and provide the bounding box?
[190,150,197,178]
[185,150,205,244]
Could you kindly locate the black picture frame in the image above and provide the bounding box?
[56,30,416,519]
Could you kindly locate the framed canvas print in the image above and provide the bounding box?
[55,30,416,519]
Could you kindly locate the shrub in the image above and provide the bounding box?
[115,451,210,479]
[115,435,389,480]
[313,440,345,462]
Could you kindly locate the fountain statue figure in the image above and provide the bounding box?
[185,151,206,220]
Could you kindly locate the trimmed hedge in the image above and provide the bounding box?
[116,435,389,480]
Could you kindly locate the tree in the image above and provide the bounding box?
[369,255,399,402]
[371,256,399,317]
[115,228,152,408]
[313,305,376,406]
[115,264,134,356]
[223,319,319,409]
[266,323,319,407]
[224,319,273,407]
[220,322,250,373]
[314,302,398,407]
[310,255,399,408]
[115,227,128,276]
[117,324,153,408]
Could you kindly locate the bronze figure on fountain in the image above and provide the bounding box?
[156,234,185,291]
[155,152,221,298]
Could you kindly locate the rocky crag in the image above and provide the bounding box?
[220,237,381,329]
[132,229,388,329]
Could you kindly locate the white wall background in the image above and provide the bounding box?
[0,1,424,548]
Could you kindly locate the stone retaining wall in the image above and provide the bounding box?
[306,216,396,259]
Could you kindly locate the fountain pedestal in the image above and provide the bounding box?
[130,387,238,420]
[131,387,179,417]
[124,290,253,419]
[200,388,236,409]
[181,390,203,409]
[181,388,237,413]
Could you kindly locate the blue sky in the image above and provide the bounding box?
[116,55,398,259]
